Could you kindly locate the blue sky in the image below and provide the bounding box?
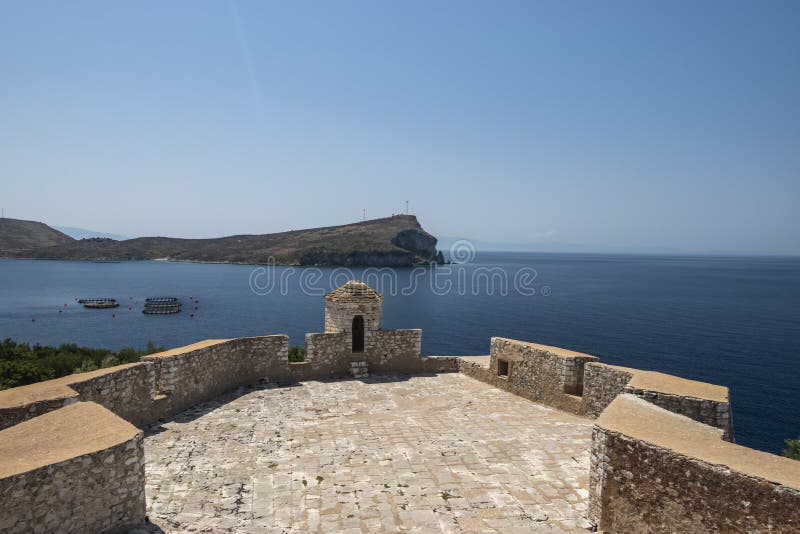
[1,1,798,254]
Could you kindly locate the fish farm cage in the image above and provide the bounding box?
[143,297,182,315]
[79,298,119,309]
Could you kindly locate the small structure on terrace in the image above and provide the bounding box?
[304,280,435,378]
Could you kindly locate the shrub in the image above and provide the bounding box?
[783,436,800,461]
[74,359,99,374]
[288,345,306,363]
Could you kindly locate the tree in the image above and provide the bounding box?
[0,339,165,388]
[0,360,54,390]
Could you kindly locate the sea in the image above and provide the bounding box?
[0,253,798,454]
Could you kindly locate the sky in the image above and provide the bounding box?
[1,1,799,254]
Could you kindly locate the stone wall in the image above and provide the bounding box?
[306,328,431,375]
[456,356,495,384]
[420,355,460,373]
[367,329,423,372]
[0,336,290,430]
[583,362,733,440]
[305,331,351,375]
[0,402,146,534]
[67,362,157,427]
[583,363,634,418]
[0,391,77,431]
[143,336,289,418]
[590,394,800,532]
[463,337,599,415]
[0,363,150,430]
[324,300,382,333]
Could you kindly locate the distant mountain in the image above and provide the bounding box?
[3,215,444,267]
[53,226,130,241]
[0,218,74,252]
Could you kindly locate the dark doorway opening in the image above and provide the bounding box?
[352,315,365,353]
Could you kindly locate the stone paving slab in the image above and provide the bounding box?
[143,373,593,533]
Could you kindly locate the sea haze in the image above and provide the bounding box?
[0,253,798,455]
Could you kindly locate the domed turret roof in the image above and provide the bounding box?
[324,280,383,303]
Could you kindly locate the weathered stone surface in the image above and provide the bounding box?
[142,335,289,419]
[0,362,150,430]
[456,337,597,416]
[0,402,146,534]
[143,373,593,533]
[590,395,800,533]
[584,362,733,440]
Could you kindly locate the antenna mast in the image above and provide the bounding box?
[362,208,366,221]
[405,200,409,215]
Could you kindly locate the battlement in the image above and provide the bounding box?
[0,281,797,532]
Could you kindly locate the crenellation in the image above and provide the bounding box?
[0,280,796,532]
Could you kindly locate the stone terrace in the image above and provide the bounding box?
[143,373,593,533]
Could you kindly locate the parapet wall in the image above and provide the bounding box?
[67,362,158,427]
[0,362,153,430]
[2,330,797,532]
[460,337,598,415]
[590,395,800,532]
[584,362,733,440]
[0,402,146,534]
[456,336,796,530]
[305,328,433,375]
[457,337,732,439]
[142,336,289,418]
[0,335,290,430]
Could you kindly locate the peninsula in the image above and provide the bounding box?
[0,215,445,267]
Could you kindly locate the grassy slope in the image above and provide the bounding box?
[0,218,74,251]
[4,215,440,266]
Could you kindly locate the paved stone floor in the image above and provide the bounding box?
[143,373,593,533]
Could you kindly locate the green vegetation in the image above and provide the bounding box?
[288,345,306,363]
[783,436,800,460]
[0,339,164,390]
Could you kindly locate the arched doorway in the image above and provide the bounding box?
[352,315,364,353]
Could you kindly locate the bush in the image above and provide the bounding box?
[288,345,306,363]
[0,338,165,389]
[783,436,800,461]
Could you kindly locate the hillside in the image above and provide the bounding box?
[0,218,74,252]
[2,215,445,266]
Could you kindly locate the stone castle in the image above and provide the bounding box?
[0,281,798,532]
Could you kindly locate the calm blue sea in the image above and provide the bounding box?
[0,254,798,454]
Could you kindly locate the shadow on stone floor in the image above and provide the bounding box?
[123,519,166,533]
[143,372,445,436]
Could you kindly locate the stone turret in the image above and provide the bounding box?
[323,280,383,335]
